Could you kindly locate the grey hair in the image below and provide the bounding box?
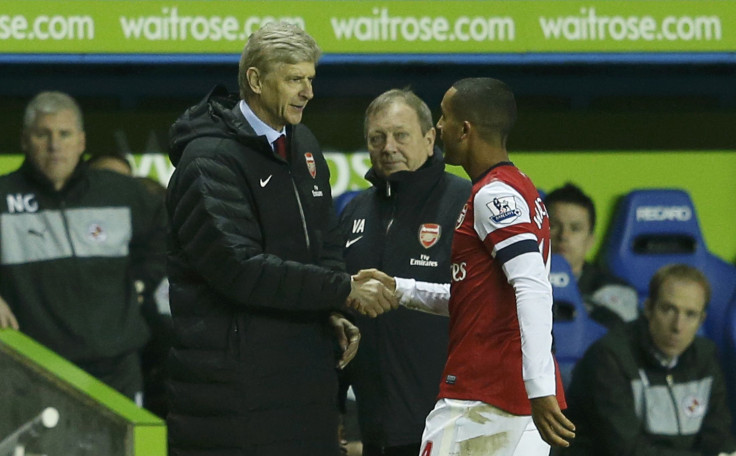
[23,91,84,130]
[364,88,434,138]
[238,22,321,99]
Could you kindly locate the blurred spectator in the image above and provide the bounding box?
[135,177,172,418]
[545,182,638,328]
[87,151,133,176]
[339,88,470,456]
[0,91,166,403]
[87,141,174,418]
[561,263,736,456]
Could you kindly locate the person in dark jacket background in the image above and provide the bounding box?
[545,182,639,329]
[0,91,166,402]
[560,263,736,456]
[165,22,395,456]
[339,88,470,456]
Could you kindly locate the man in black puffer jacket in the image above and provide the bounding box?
[165,22,395,456]
[339,89,471,456]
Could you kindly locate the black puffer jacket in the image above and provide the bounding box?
[166,86,351,455]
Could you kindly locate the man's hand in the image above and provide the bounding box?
[530,395,575,447]
[347,277,398,318]
[328,313,360,369]
[0,296,19,330]
[353,268,396,293]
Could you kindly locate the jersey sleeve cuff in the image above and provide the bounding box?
[394,277,415,306]
[525,374,557,399]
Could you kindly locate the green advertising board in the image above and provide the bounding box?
[0,0,734,57]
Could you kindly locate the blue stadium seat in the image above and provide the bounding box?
[333,190,361,215]
[723,292,736,434]
[602,189,736,349]
[550,254,607,389]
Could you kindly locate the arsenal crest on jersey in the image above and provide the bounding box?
[419,223,441,249]
[304,152,316,179]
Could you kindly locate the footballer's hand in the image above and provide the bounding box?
[328,313,360,369]
[0,295,19,330]
[530,395,575,448]
[353,268,396,293]
[347,278,398,318]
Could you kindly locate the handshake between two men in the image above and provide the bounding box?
[346,269,398,318]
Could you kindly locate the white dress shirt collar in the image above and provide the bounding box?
[239,100,286,151]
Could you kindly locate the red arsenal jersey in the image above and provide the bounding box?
[438,162,566,415]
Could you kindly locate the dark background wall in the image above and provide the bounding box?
[1,60,734,156]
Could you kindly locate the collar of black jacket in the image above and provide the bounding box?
[20,157,88,197]
[633,316,689,370]
[365,146,447,199]
[169,85,298,167]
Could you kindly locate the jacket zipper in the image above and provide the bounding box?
[59,200,77,257]
[665,374,683,434]
[291,179,311,250]
[384,181,395,236]
[59,199,92,335]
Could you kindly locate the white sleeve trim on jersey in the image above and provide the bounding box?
[394,277,450,316]
[473,180,531,242]
[502,251,556,399]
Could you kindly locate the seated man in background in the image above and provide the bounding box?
[561,263,736,456]
[545,182,638,328]
[87,151,133,175]
[339,88,470,456]
[0,91,167,403]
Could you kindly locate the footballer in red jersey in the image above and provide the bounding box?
[353,78,575,455]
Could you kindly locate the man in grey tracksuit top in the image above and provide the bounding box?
[561,264,736,456]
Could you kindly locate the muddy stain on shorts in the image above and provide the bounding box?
[460,403,515,454]
[466,402,513,424]
[459,432,509,455]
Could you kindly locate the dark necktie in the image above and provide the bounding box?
[273,135,287,160]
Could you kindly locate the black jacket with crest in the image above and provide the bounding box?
[339,152,470,448]
[166,86,350,455]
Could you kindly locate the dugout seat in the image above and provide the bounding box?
[723,292,736,434]
[602,188,736,349]
[550,254,607,389]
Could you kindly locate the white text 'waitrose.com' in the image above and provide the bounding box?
[0,7,723,44]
